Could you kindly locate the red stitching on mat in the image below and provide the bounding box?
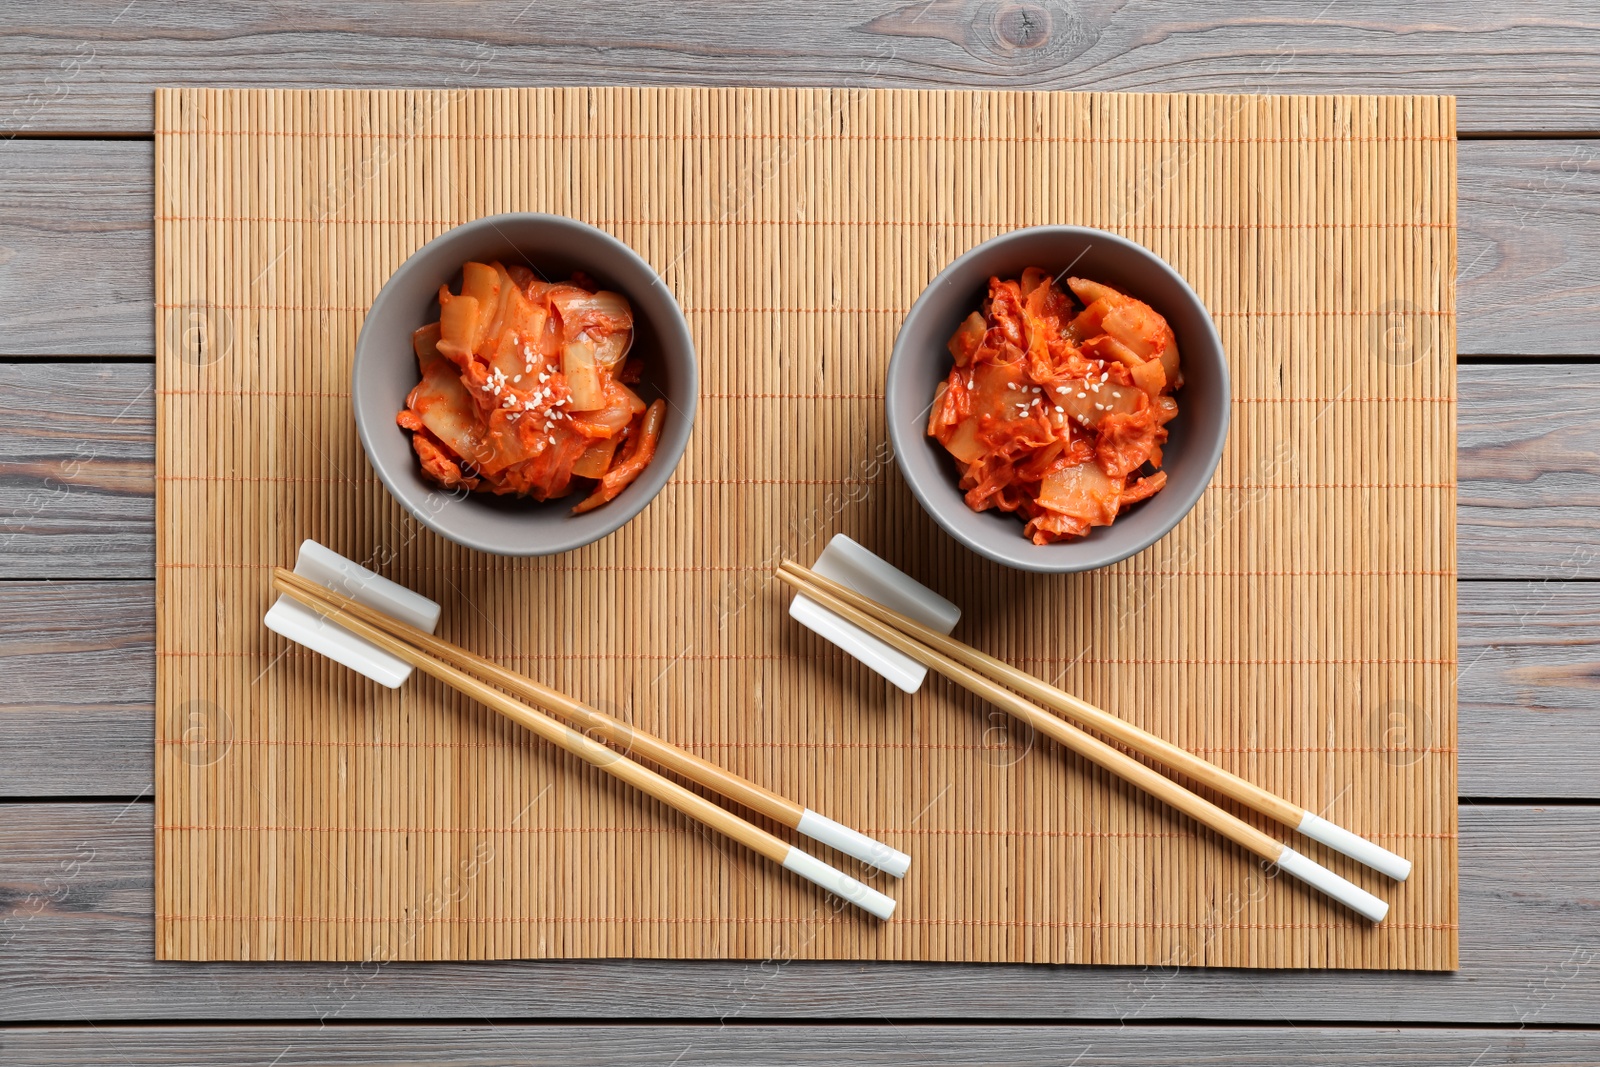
[156,738,1456,757]
[157,822,1458,840]
[153,388,1451,405]
[150,392,1451,408]
[1210,483,1453,490]
[701,392,886,400]
[153,129,1458,145]
[1013,657,1454,666]
[159,214,1454,230]
[153,301,1450,320]
[154,913,1460,930]
[156,649,1453,666]
[157,389,351,398]
[160,475,368,483]
[1115,569,1456,577]
[152,467,1453,489]
[155,302,366,312]
[670,478,878,486]
[1235,396,1454,403]
[151,562,1457,578]
[156,475,877,486]
[157,390,880,401]
[156,561,767,573]
[677,307,1450,318]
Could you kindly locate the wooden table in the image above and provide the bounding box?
[3,4,1597,1063]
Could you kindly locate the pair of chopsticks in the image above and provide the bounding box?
[271,568,902,920]
[775,561,1408,923]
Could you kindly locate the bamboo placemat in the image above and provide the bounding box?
[154,87,1457,968]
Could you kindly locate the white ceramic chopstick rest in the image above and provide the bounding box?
[1275,847,1389,923]
[1296,811,1412,882]
[789,534,961,694]
[263,539,442,688]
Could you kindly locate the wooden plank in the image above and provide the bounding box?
[0,363,152,578]
[1458,363,1600,579]
[1460,582,1600,799]
[1459,140,1600,355]
[3,580,1592,799]
[5,362,1597,580]
[0,140,152,355]
[5,1023,1599,1065]
[5,2,1600,135]
[0,582,152,796]
[1,802,1595,1023]
[0,136,1598,357]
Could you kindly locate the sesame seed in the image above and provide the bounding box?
[1054,405,1064,413]
[548,435,557,445]
[1076,392,1087,399]
[1006,383,1016,390]
[513,374,522,383]
[1094,403,1104,410]
[1112,391,1123,398]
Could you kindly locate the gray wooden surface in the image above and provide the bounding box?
[2,3,1597,1063]
[6,1025,1600,1066]
[4,1,1600,135]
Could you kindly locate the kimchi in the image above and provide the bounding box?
[397,260,665,514]
[926,270,1182,544]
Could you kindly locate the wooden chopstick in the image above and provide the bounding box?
[780,561,1411,883]
[272,569,897,920]
[774,564,1391,922]
[272,567,909,878]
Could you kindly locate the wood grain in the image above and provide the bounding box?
[2,802,1596,1023]
[0,363,152,578]
[1459,582,1600,798]
[3,362,1592,580]
[1459,364,1600,579]
[5,1023,1599,1065]
[5,2,1600,135]
[0,140,152,355]
[1459,140,1600,354]
[0,582,152,796]
[3,138,1599,358]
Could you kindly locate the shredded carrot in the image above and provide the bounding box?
[397,260,664,514]
[927,272,1183,545]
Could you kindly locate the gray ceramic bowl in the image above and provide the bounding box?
[886,226,1228,573]
[352,213,696,556]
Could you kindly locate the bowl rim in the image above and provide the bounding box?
[886,224,1229,573]
[352,211,698,557]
